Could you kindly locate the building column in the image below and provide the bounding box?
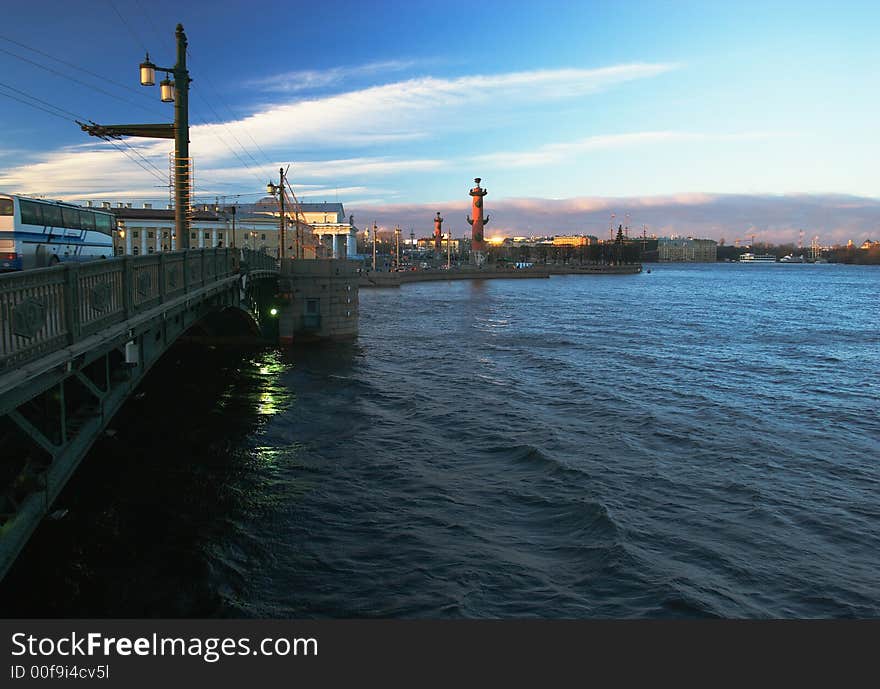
[125,227,132,254]
[347,231,356,259]
[332,234,342,259]
[212,229,217,248]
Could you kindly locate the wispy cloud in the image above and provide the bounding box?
[249,60,419,93]
[193,62,681,157]
[2,62,679,197]
[471,131,789,168]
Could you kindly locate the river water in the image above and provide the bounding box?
[2,263,878,618]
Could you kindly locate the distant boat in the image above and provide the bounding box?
[779,254,806,263]
[738,252,777,263]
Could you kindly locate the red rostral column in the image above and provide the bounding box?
[467,177,489,264]
[433,211,444,254]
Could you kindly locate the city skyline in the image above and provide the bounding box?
[1,1,879,244]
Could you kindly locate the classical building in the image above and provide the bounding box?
[107,203,230,255]
[552,235,591,247]
[102,198,360,260]
[658,237,717,262]
[244,198,358,259]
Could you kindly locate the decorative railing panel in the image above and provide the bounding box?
[132,256,161,311]
[77,260,126,339]
[0,267,68,371]
[163,254,186,300]
[0,248,251,371]
[187,249,203,288]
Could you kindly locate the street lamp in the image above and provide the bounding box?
[372,221,377,271]
[266,169,288,259]
[80,24,192,249]
[394,225,401,270]
[139,54,156,86]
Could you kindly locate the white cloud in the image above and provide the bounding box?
[191,62,680,159]
[249,60,419,93]
[471,131,789,168]
[1,62,678,197]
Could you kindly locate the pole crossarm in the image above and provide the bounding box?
[78,121,175,140]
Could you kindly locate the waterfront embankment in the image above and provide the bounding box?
[359,264,640,288]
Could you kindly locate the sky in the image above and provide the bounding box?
[1,0,880,244]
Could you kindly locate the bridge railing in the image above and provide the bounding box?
[240,248,279,273]
[0,248,237,372]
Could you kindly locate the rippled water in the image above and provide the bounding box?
[2,263,879,618]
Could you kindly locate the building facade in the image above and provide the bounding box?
[658,237,717,262]
[100,198,359,260]
[108,203,230,255]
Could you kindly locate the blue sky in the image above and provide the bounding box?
[1,0,879,243]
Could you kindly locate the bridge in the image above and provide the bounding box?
[0,249,279,581]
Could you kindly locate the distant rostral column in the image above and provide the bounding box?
[433,211,444,258]
[467,177,489,266]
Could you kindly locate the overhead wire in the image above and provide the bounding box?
[2,9,279,201]
[0,81,167,184]
[106,0,149,55]
[187,51,276,172]
[102,1,269,193]
[0,45,165,116]
[0,35,161,109]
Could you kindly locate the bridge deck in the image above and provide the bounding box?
[0,248,278,581]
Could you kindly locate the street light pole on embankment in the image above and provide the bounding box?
[78,23,192,249]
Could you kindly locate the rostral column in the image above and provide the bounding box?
[433,211,444,256]
[467,177,489,265]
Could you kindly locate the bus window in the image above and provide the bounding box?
[0,199,12,215]
[42,204,62,227]
[79,210,96,231]
[20,200,43,225]
[95,213,112,234]
[61,207,81,229]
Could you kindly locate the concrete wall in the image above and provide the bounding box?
[277,259,359,342]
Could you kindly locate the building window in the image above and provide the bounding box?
[306,298,319,314]
[148,231,154,238]
[132,230,139,239]
[148,246,154,253]
[261,233,266,240]
[191,232,196,240]
[133,246,139,255]
[204,232,210,239]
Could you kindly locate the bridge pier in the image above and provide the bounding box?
[277,259,359,344]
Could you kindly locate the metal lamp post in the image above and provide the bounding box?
[372,222,377,271]
[80,24,191,250]
[266,168,287,259]
[447,231,451,270]
[229,204,237,249]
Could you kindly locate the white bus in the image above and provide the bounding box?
[0,193,115,271]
